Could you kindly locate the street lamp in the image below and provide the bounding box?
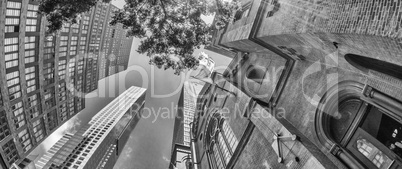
[190,74,236,96]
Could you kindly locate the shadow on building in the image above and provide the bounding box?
[198,0,402,168]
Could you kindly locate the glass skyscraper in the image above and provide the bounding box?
[170,81,204,169]
[35,86,146,169]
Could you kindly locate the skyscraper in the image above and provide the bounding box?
[0,1,86,168]
[83,2,134,92]
[170,82,204,169]
[0,1,132,168]
[35,86,146,169]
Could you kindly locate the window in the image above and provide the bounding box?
[70,46,77,55]
[80,37,86,45]
[6,9,20,16]
[25,36,36,49]
[61,26,70,33]
[69,58,76,78]
[69,97,75,116]
[12,102,25,128]
[72,24,79,34]
[25,50,36,64]
[25,36,37,63]
[18,129,32,152]
[27,4,39,18]
[26,19,38,32]
[71,36,78,45]
[59,83,67,102]
[5,1,21,33]
[316,81,402,168]
[25,66,38,93]
[60,36,69,56]
[44,63,55,85]
[59,60,67,79]
[5,53,18,69]
[6,71,21,100]
[46,109,58,131]
[2,139,19,164]
[0,111,11,141]
[32,119,44,142]
[204,111,239,169]
[59,47,67,52]
[7,1,21,9]
[5,37,18,53]
[44,36,55,60]
[27,94,41,119]
[60,103,68,122]
[44,88,56,110]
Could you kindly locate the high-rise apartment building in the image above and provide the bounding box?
[88,3,134,82]
[0,0,86,168]
[170,82,204,169]
[0,1,132,168]
[35,86,146,169]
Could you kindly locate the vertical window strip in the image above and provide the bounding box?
[12,102,25,128]
[222,121,239,151]
[218,133,231,163]
[213,145,224,169]
[5,1,21,33]
[4,38,18,53]
[18,129,32,152]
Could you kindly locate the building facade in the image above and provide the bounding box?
[84,2,134,91]
[0,1,132,168]
[170,82,204,169]
[192,0,402,169]
[35,86,146,169]
[0,1,87,168]
[96,4,134,80]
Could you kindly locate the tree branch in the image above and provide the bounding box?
[159,0,174,31]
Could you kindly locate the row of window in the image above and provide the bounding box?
[0,111,11,141]
[205,113,239,169]
[12,101,25,129]
[32,119,44,142]
[5,2,39,33]
[6,70,20,99]
[18,129,32,152]
[2,139,19,165]
[5,1,21,33]
[26,66,38,93]
[27,94,41,119]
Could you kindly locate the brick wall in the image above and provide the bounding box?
[255,0,402,66]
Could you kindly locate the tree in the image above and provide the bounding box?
[38,0,111,34]
[111,0,242,75]
[38,0,242,75]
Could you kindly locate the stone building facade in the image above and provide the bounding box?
[192,0,402,169]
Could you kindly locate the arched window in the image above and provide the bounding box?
[316,81,402,168]
[204,111,239,169]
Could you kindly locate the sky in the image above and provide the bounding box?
[29,1,232,168]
